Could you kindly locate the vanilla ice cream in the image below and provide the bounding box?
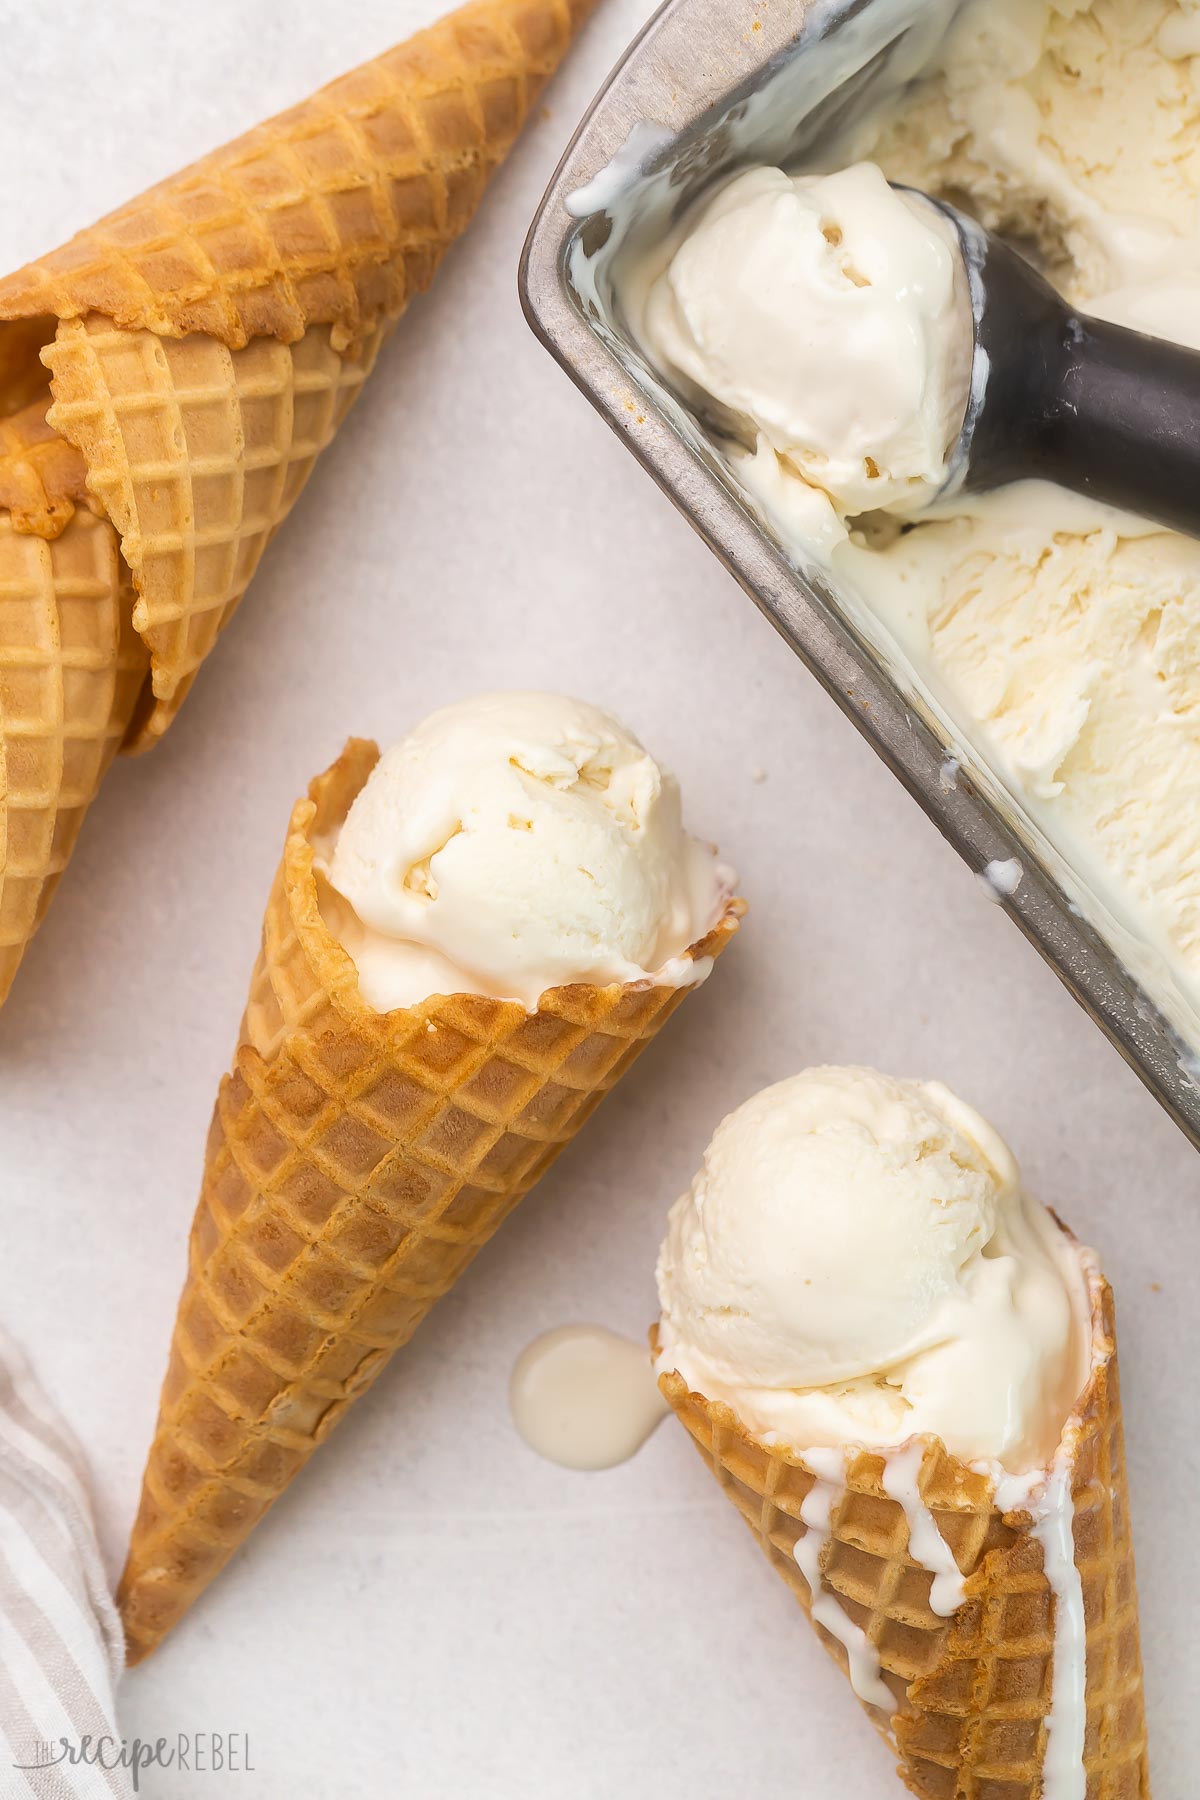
[322,692,732,1012]
[832,0,1200,1014]
[856,0,1200,307]
[656,1067,1089,1472]
[847,487,1200,977]
[628,0,1200,1029]
[637,163,973,526]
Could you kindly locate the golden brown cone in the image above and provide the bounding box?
[0,399,92,539]
[0,0,598,1002]
[43,316,389,742]
[0,511,148,1005]
[655,1259,1149,1799]
[118,739,743,1662]
[0,0,598,350]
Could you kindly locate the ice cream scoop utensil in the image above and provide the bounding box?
[924,193,1200,536]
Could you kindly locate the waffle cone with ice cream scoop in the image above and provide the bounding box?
[653,1071,1148,1799]
[656,1265,1146,1798]
[0,0,598,1007]
[119,722,742,1662]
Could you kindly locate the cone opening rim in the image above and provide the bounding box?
[651,1242,1112,1511]
[288,735,747,1029]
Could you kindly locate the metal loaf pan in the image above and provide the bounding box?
[519,0,1200,1150]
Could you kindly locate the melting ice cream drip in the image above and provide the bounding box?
[798,1434,1084,1798]
[510,1327,669,1471]
[879,1442,966,1616]
[566,121,675,221]
[794,1446,894,1713]
[990,1454,1086,1800]
[978,857,1023,902]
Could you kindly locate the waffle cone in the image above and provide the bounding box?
[0,398,92,540]
[654,1259,1149,1798]
[0,0,596,1001]
[118,739,742,1662]
[0,510,147,1004]
[42,316,390,744]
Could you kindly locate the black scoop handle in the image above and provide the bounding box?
[962,229,1200,536]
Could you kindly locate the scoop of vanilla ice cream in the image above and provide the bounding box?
[324,692,730,1012]
[640,163,973,519]
[656,1067,1089,1472]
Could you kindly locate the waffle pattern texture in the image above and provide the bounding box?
[655,1264,1149,1800]
[0,400,91,540]
[118,740,742,1662]
[0,0,594,1006]
[43,316,388,741]
[0,0,594,348]
[0,513,147,1004]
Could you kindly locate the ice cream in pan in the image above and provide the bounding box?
[118,692,741,1662]
[624,0,1200,1037]
[654,1066,1147,1797]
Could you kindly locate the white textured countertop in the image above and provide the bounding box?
[0,3,1193,1796]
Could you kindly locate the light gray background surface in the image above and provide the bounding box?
[0,2,1194,1795]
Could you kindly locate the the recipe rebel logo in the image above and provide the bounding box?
[12,1731,255,1790]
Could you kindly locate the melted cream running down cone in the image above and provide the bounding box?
[0,0,599,1007]
[117,740,742,1664]
[654,1257,1148,1800]
[652,1066,1148,1797]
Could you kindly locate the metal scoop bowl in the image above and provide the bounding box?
[921,192,1200,535]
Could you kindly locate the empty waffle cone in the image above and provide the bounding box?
[0,509,147,1005]
[0,0,597,1004]
[118,739,743,1662]
[43,317,390,743]
[0,397,93,540]
[654,1256,1149,1798]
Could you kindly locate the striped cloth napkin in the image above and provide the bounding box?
[0,1328,130,1800]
